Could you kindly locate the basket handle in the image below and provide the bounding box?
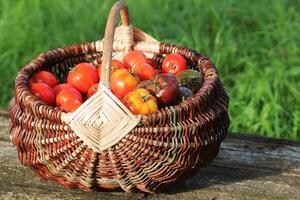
[100,0,132,88]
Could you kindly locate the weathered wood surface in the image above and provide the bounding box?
[0,115,299,200]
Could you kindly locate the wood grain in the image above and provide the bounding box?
[0,116,299,200]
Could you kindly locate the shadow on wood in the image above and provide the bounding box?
[1,115,299,200]
[161,134,300,196]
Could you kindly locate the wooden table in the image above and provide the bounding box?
[0,115,299,200]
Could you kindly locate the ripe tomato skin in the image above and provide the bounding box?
[146,58,158,69]
[110,69,140,99]
[56,88,82,108]
[122,88,158,115]
[162,54,188,75]
[98,59,125,78]
[60,99,82,112]
[30,71,58,88]
[53,83,75,96]
[30,83,56,106]
[67,63,99,94]
[123,51,147,71]
[135,62,157,80]
[87,84,99,99]
[146,73,180,105]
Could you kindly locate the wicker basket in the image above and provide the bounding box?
[9,1,230,193]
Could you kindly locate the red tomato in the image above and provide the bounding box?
[60,99,82,113]
[98,59,125,78]
[56,88,83,108]
[162,54,188,75]
[110,69,140,99]
[30,71,57,88]
[67,63,99,94]
[135,62,157,80]
[146,58,158,69]
[53,83,75,96]
[87,84,99,99]
[123,51,147,71]
[30,83,55,106]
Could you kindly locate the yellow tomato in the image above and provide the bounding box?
[122,88,158,115]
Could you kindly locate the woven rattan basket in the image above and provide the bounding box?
[9,1,230,193]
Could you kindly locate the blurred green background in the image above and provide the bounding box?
[0,0,299,140]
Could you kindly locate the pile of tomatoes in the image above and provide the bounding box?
[29,51,203,115]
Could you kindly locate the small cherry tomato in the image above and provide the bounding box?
[30,71,57,88]
[162,54,188,75]
[67,63,99,94]
[110,69,140,99]
[146,58,158,69]
[98,59,125,78]
[56,88,83,108]
[135,62,158,80]
[53,83,75,96]
[123,51,147,71]
[122,88,158,115]
[87,84,99,99]
[30,83,55,106]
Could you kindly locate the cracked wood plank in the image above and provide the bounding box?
[0,116,299,200]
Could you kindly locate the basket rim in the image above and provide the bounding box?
[13,41,221,125]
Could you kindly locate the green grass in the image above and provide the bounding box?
[0,0,299,140]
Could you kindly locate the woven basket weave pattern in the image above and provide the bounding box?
[9,1,229,193]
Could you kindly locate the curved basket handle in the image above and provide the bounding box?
[100,0,132,88]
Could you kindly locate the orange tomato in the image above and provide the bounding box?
[56,88,83,108]
[122,88,158,115]
[135,62,157,80]
[98,59,125,78]
[60,99,82,113]
[110,69,140,99]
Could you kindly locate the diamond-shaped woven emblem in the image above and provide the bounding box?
[62,83,141,152]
